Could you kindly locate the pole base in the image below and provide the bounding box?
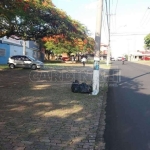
[92,90,99,95]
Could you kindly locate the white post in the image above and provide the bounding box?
[23,41,26,55]
[92,0,103,95]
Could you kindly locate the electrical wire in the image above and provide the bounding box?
[111,33,149,36]
[114,0,118,31]
[102,1,109,41]
[105,0,109,32]
[114,0,118,15]
[140,7,150,27]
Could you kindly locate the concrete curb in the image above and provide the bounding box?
[94,83,108,150]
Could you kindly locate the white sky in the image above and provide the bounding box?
[53,0,150,57]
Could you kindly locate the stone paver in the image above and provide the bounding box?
[0,67,108,150]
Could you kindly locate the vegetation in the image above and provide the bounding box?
[144,33,150,49]
[0,65,8,69]
[0,0,87,40]
[42,35,95,57]
[0,0,95,56]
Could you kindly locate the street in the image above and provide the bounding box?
[104,61,150,150]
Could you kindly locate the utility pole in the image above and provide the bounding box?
[106,21,111,66]
[106,14,116,65]
[106,0,111,66]
[92,0,103,95]
[106,0,118,65]
[127,39,130,61]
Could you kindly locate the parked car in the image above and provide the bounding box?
[117,57,122,61]
[124,57,127,61]
[61,57,69,61]
[8,55,44,70]
[142,56,150,60]
[117,57,127,61]
[111,57,116,61]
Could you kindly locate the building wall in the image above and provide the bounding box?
[0,37,41,64]
[0,44,40,64]
[26,41,39,50]
[25,48,33,57]
[10,45,23,56]
[0,43,10,64]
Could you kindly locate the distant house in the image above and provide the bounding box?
[129,50,150,61]
[0,37,41,64]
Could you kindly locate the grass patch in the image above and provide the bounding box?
[44,63,62,67]
[100,64,111,69]
[44,60,63,63]
[29,83,103,118]
[86,60,107,64]
[0,64,9,69]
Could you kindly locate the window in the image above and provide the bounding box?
[20,56,25,61]
[24,56,30,61]
[11,56,20,60]
[0,49,6,56]
[11,56,16,60]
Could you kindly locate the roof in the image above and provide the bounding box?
[129,52,150,56]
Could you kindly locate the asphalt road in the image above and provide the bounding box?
[104,61,150,150]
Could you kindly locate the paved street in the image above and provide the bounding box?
[104,61,150,150]
[0,66,107,150]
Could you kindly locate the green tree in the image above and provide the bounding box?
[0,0,87,40]
[42,34,95,57]
[144,33,150,49]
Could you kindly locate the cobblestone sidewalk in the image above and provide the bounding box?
[0,67,108,150]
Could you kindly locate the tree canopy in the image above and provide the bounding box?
[0,0,88,40]
[42,35,95,55]
[144,33,150,49]
[0,0,95,56]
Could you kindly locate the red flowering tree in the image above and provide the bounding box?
[42,34,95,58]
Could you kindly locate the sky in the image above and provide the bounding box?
[53,0,150,57]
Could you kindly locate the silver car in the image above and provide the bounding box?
[8,55,44,70]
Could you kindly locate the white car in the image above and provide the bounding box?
[117,57,122,61]
[8,55,44,70]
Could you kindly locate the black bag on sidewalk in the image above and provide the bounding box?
[71,80,80,93]
[79,83,92,93]
[71,80,92,93]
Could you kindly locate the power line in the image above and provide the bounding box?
[111,33,149,36]
[114,0,118,14]
[140,8,149,24]
[140,7,149,25]
[140,7,150,27]
[106,0,111,65]
[102,1,109,41]
[110,0,115,32]
[105,0,109,31]
[107,0,118,34]
[144,9,150,26]
[114,0,118,31]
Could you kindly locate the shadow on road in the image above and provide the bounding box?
[104,68,150,150]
